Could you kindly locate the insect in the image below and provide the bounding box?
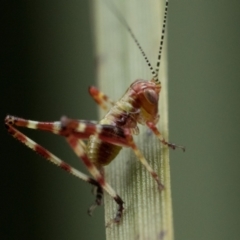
[5,0,184,224]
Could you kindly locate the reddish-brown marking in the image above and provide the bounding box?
[81,155,95,169]
[67,136,78,149]
[96,126,130,146]
[66,135,95,168]
[60,162,71,172]
[35,145,51,159]
[97,175,105,186]
[103,95,108,101]
[37,122,54,132]
[6,125,27,143]
[15,132,27,143]
[14,117,28,127]
[151,171,158,179]
[61,119,97,137]
[89,86,98,95]
[150,172,164,190]
[83,124,97,134]
[70,131,91,139]
[89,86,108,100]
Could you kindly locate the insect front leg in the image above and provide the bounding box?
[147,122,186,151]
[88,86,115,111]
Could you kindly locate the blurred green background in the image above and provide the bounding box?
[1,1,240,240]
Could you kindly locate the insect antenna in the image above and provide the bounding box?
[104,0,156,78]
[152,0,169,85]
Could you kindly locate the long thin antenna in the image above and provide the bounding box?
[104,0,169,85]
[153,0,169,84]
[104,0,156,77]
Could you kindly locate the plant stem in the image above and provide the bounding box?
[92,0,173,239]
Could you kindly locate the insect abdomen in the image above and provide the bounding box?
[87,135,122,167]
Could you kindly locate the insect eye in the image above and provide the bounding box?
[143,89,158,104]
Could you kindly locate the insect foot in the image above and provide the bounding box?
[88,184,104,216]
[146,122,186,152]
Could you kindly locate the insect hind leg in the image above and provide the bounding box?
[4,119,103,213]
[65,135,124,223]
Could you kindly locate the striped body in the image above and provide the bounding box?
[87,79,161,168]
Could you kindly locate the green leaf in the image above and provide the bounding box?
[93,1,173,239]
